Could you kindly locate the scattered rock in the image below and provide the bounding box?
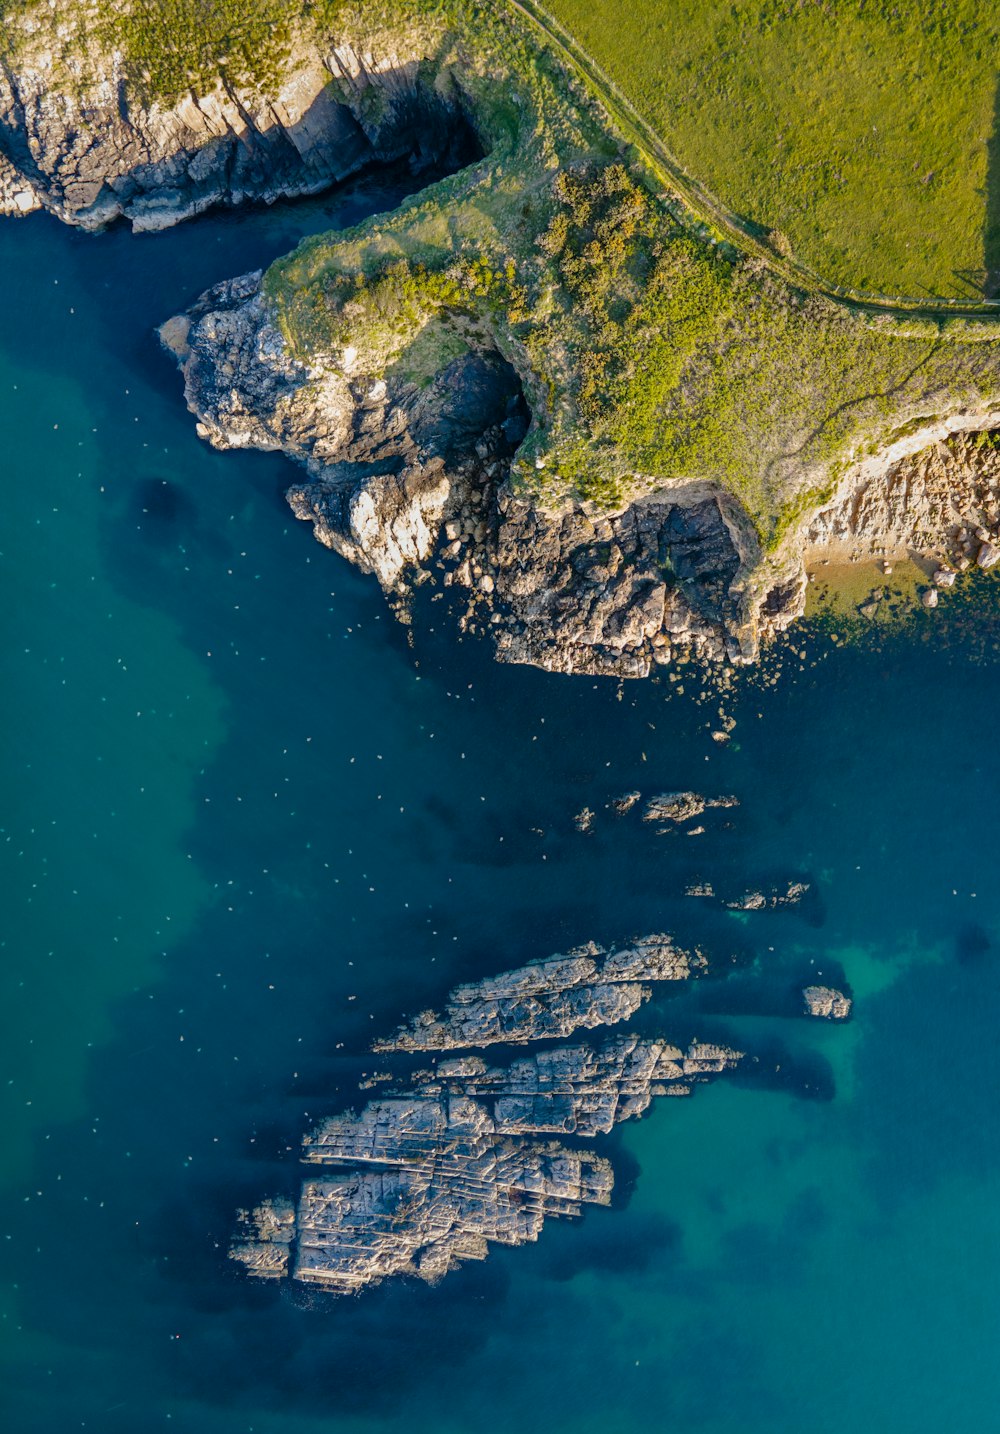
[573,806,595,833]
[921,587,939,608]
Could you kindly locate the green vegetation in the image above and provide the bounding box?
[6,0,1000,548]
[544,0,1000,300]
[258,4,1000,540]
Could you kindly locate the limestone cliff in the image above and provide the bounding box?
[0,23,477,230]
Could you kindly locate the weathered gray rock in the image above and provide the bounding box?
[416,1032,742,1135]
[285,1097,614,1293]
[803,985,852,1020]
[642,791,739,827]
[160,272,756,678]
[372,934,703,1053]
[0,40,478,231]
[233,1021,740,1294]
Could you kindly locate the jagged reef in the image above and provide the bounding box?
[231,935,740,1294]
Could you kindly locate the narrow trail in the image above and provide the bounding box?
[508,0,1000,327]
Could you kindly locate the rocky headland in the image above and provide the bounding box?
[5,1,1000,677]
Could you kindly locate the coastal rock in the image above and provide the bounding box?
[287,1097,615,1292]
[372,935,703,1053]
[161,273,754,678]
[234,1011,740,1294]
[642,791,739,827]
[803,985,852,1020]
[0,33,478,231]
[415,1033,743,1134]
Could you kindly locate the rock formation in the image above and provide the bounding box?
[802,985,852,1020]
[162,271,752,676]
[231,937,738,1294]
[642,792,739,828]
[0,36,478,231]
[371,935,702,1053]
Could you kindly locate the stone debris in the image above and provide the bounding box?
[802,985,852,1020]
[372,934,703,1052]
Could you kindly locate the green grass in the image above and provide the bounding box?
[544,0,1000,301]
[7,0,1000,548]
[261,8,1000,542]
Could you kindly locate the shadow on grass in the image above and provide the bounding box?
[982,71,1000,297]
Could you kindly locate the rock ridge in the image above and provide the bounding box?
[0,35,479,231]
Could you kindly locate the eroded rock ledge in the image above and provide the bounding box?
[231,934,738,1294]
[163,272,763,677]
[0,40,479,231]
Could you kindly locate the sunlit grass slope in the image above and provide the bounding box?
[546,0,1000,300]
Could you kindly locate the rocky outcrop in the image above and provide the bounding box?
[803,985,852,1020]
[642,791,739,829]
[410,1033,742,1133]
[371,935,702,1053]
[0,39,479,230]
[231,936,739,1294]
[163,270,756,676]
[804,427,1000,571]
[280,1099,616,1292]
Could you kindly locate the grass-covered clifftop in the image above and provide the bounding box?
[5,0,1000,551]
[545,0,1000,302]
[246,1,1000,545]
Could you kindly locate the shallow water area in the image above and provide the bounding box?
[3,176,1000,1434]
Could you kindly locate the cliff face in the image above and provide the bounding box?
[163,271,765,676]
[7,2,1000,677]
[0,38,477,230]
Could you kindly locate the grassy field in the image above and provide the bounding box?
[544,0,1000,301]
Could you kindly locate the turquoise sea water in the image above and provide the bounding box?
[3,178,1000,1434]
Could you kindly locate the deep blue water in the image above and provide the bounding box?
[3,173,1000,1434]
